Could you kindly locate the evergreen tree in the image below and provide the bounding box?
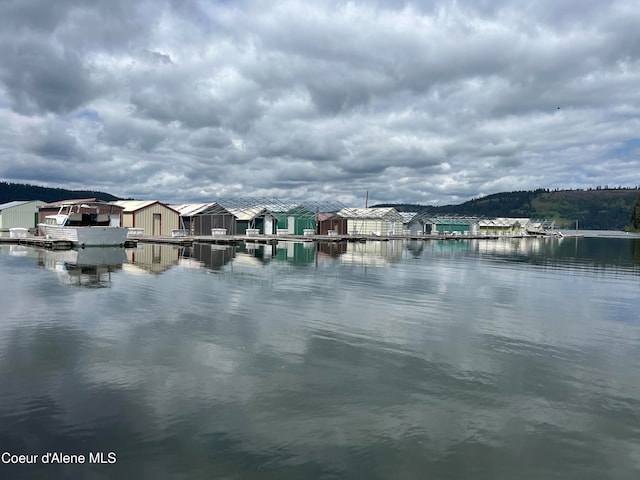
[628,192,640,231]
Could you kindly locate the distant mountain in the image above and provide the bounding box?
[0,182,121,204]
[376,187,640,230]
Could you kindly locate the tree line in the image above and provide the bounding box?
[0,182,120,204]
[380,188,640,230]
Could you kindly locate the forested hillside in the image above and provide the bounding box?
[380,188,640,230]
[0,182,120,204]
[627,192,640,232]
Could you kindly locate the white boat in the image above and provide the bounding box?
[39,203,128,247]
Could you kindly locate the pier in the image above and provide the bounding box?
[0,236,137,250]
[133,232,536,247]
[0,232,555,251]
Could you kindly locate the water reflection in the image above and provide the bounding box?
[181,243,235,271]
[230,240,404,268]
[466,236,640,273]
[123,243,181,275]
[9,245,35,258]
[1,237,640,478]
[404,239,425,258]
[30,236,640,284]
[337,240,403,266]
[38,247,126,288]
[275,241,316,265]
[632,239,640,264]
[317,241,348,258]
[64,238,640,278]
[234,242,275,266]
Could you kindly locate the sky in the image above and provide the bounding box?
[1,0,639,206]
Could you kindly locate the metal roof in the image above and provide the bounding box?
[171,203,211,216]
[215,197,345,217]
[317,212,343,222]
[111,200,179,214]
[0,200,30,210]
[112,200,159,211]
[421,215,481,225]
[41,198,102,208]
[478,218,531,227]
[227,206,272,221]
[337,207,403,220]
[400,212,418,223]
[170,202,232,217]
[146,198,347,220]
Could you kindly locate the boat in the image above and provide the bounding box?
[38,202,128,247]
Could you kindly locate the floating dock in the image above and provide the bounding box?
[0,236,137,250]
[134,232,528,246]
[0,232,551,251]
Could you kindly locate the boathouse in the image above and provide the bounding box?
[0,200,44,235]
[227,206,276,235]
[112,200,180,237]
[172,203,237,236]
[317,212,348,235]
[478,218,529,236]
[400,212,428,235]
[274,205,317,235]
[423,216,478,235]
[337,207,403,236]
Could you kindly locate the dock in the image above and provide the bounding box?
[0,236,74,250]
[0,236,137,250]
[134,232,528,247]
[1,232,550,251]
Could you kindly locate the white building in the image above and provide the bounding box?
[337,207,403,236]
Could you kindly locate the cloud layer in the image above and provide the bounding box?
[1,0,639,205]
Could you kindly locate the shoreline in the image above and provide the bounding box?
[0,232,587,251]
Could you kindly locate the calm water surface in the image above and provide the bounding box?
[1,235,639,479]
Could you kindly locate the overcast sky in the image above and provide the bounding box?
[1,0,639,206]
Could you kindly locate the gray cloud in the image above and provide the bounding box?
[1,0,639,205]
[0,38,93,114]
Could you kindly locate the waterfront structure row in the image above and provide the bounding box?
[1,196,551,238]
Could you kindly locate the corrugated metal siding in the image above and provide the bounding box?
[236,221,249,235]
[347,219,397,235]
[190,214,236,235]
[0,201,44,229]
[274,214,315,235]
[435,223,470,233]
[293,216,315,235]
[122,213,135,228]
[133,204,179,236]
[318,217,347,235]
[407,222,424,235]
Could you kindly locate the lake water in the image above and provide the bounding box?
[1,234,639,479]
